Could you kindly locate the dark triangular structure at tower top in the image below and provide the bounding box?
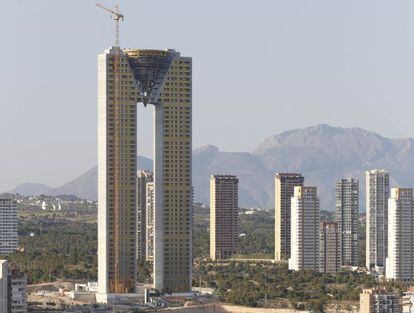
[126,50,175,106]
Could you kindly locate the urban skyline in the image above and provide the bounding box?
[4,1,414,312]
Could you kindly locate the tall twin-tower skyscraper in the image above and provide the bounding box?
[97,47,192,300]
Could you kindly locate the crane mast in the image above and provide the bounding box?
[96,3,124,47]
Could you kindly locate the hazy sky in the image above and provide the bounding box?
[1,0,414,190]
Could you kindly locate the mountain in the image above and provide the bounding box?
[193,145,273,207]
[252,124,413,209]
[52,167,98,201]
[51,156,153,200]
[10,156,153,201]
[11,183,54,196]
[10,124,414,210]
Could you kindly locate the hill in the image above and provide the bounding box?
[10,124,414,210]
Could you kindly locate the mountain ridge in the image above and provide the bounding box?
[8,124,414,210]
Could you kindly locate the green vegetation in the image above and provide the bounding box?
[192,205,275,259]
[238,211,274,257]
[192,203,209,258]
[5,216,97,283]
[4,204,399,312]
[193,260,406,311]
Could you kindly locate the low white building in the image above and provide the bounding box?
[68,282,99,302]
[403,288,414,312]
[360,288,401,313]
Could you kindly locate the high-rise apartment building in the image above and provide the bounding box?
[386,188,414,282]
[275,173,305,261]
[0,260,7,313]
[319,222,340,275]
[10,269,27,313]
[136,170,153,261]
[0,196,18,254]
[289,186,320,272]
[335,178,359,266]
[210,175,239,260]
[366,169,390,271]
[360,288,401,313]
[145,182,155,262]
[0,260,27,313]
[98,47,192,298]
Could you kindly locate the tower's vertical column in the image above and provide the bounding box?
[97,51,109,295]
[153,103,164,290]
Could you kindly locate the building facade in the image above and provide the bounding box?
[402,288,414,313]
[0,196,18,254]
[386,188,414,282]
[319,222,340,275]
[289,186,320,272]
[145,182,155,262]
[10,269,27,313]
[275,173,305,261]
[0,260,7,313]
[366,169,390,271]
[335,178,359,266]
[0,260,27,313]
[210,175,239,260]
[360,288,401,313]
[136,170,153,261]
[98,47,192,297]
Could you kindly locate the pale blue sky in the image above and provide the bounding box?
[1,0,414,190]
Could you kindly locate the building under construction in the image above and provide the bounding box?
[96,4,192,301]
[97,47,192,301]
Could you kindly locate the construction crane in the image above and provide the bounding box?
[96,3,124,47]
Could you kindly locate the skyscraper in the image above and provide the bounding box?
[145,182,155,262]
[275,173,305,261]
[210,175,239,260]
[136,170,153,261]
[319,222,340,275]
[386,188,414,282]
[98,47,192,299]
[366,169,390,271]
[0,196,18,254]
[289,186,320,272]
[335,178,359,266]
